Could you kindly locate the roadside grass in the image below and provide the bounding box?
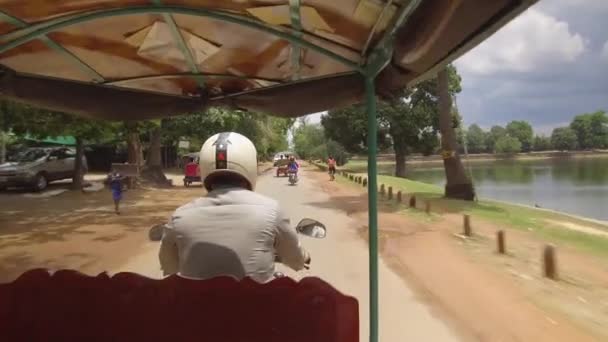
[334,167,608,258]
[333,172,442,223]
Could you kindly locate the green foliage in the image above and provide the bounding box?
[292,123,349,164]
[292,124,326,159]
[495,135,522,154]
[1,100,116,144]
[323,65,462,174]
[506,120,534,152]
[551,127,578,151]
[569,111,608,149]
[486,125,506,153]
[320,105,391,153]
[533,135,552,151]
[465,124,487,153]
[167,108,293,159]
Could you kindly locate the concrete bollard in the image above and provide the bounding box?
[409,195,416,208]
[388,187,393,200]
[543,245,558,280]
[497,230,506,254]
[463,214,472,236]
[425,201,431,214]
[358,177,362,184]
[380,184,385,197]
[396,191,402,202]
[349,174,354,181]
[362,178,368,187]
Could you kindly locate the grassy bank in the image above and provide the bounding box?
[324,163,608,258]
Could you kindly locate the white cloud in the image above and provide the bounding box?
[601,40,608,63]
[455,8,586,75]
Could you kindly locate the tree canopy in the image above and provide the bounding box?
[465,124,486,154]
[506,120,534,152]
[495,135,522,154]
[551,127,578,151]
[292,123,348,165]
[569,111,608,150]
[322,64,462,177]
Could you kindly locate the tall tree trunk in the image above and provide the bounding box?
[72,136,85,190]
[141,125,170,186]
[146,127,162,167]
[393,140,407,178]
[437,68,475,200]
[126,122,143,166]
[0,131,6,164]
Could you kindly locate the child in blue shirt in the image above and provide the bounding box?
[107,170,125,215]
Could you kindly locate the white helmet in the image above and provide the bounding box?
[199,132,257,191]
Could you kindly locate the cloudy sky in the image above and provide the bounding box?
[306,0,608,135]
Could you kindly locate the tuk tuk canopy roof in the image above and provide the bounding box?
[0,0,536,120]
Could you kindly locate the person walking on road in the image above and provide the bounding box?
[106,169,125,215]
[327,156,337,181]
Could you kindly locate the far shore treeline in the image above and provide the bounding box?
[463,111,608,154]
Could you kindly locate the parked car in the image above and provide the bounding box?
[0,147,88,191]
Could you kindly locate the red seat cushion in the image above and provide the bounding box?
[0,269,358,342]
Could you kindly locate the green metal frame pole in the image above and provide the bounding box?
[365,75,379,342]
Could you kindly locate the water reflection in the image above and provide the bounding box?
[405,157,608,221]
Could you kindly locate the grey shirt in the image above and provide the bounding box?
[159,187,308,282]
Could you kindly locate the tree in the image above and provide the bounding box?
[506,120,533,152]
[570,111,608,149]
[293,124,325,160]
[437,67,474,200]
[495,135,522,154]
[321,106,391,154]
[166,108,293,161]
[292,123,349,164]
[8,104,115,189]
[551,127,578,151]
[486,125,506,153]
[532,135,552,151]
[465,124,486,154]
[323,65,463,178]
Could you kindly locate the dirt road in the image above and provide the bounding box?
[115,168,460,341]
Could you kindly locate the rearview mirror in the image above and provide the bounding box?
[295,218,327,238]
[149,223,166,241]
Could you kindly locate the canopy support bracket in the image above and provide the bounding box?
[364,75,379,342]
[360,3,423,342]
[0,11,105,83]
[288,0,303,80]
[151,0,205,89]
[103,72,283,85]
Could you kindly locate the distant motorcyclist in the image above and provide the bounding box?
[287,156,299,173]
[159,132,310,282]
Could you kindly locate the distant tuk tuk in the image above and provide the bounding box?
[182,153,201,187]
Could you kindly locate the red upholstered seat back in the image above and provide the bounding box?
[0,269,358,342]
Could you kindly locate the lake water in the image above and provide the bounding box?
[405,157,608,221]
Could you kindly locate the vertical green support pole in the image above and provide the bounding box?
[365,76,379,342]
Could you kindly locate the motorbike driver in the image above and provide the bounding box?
[287,156,299,173]
[159,132,310,283]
